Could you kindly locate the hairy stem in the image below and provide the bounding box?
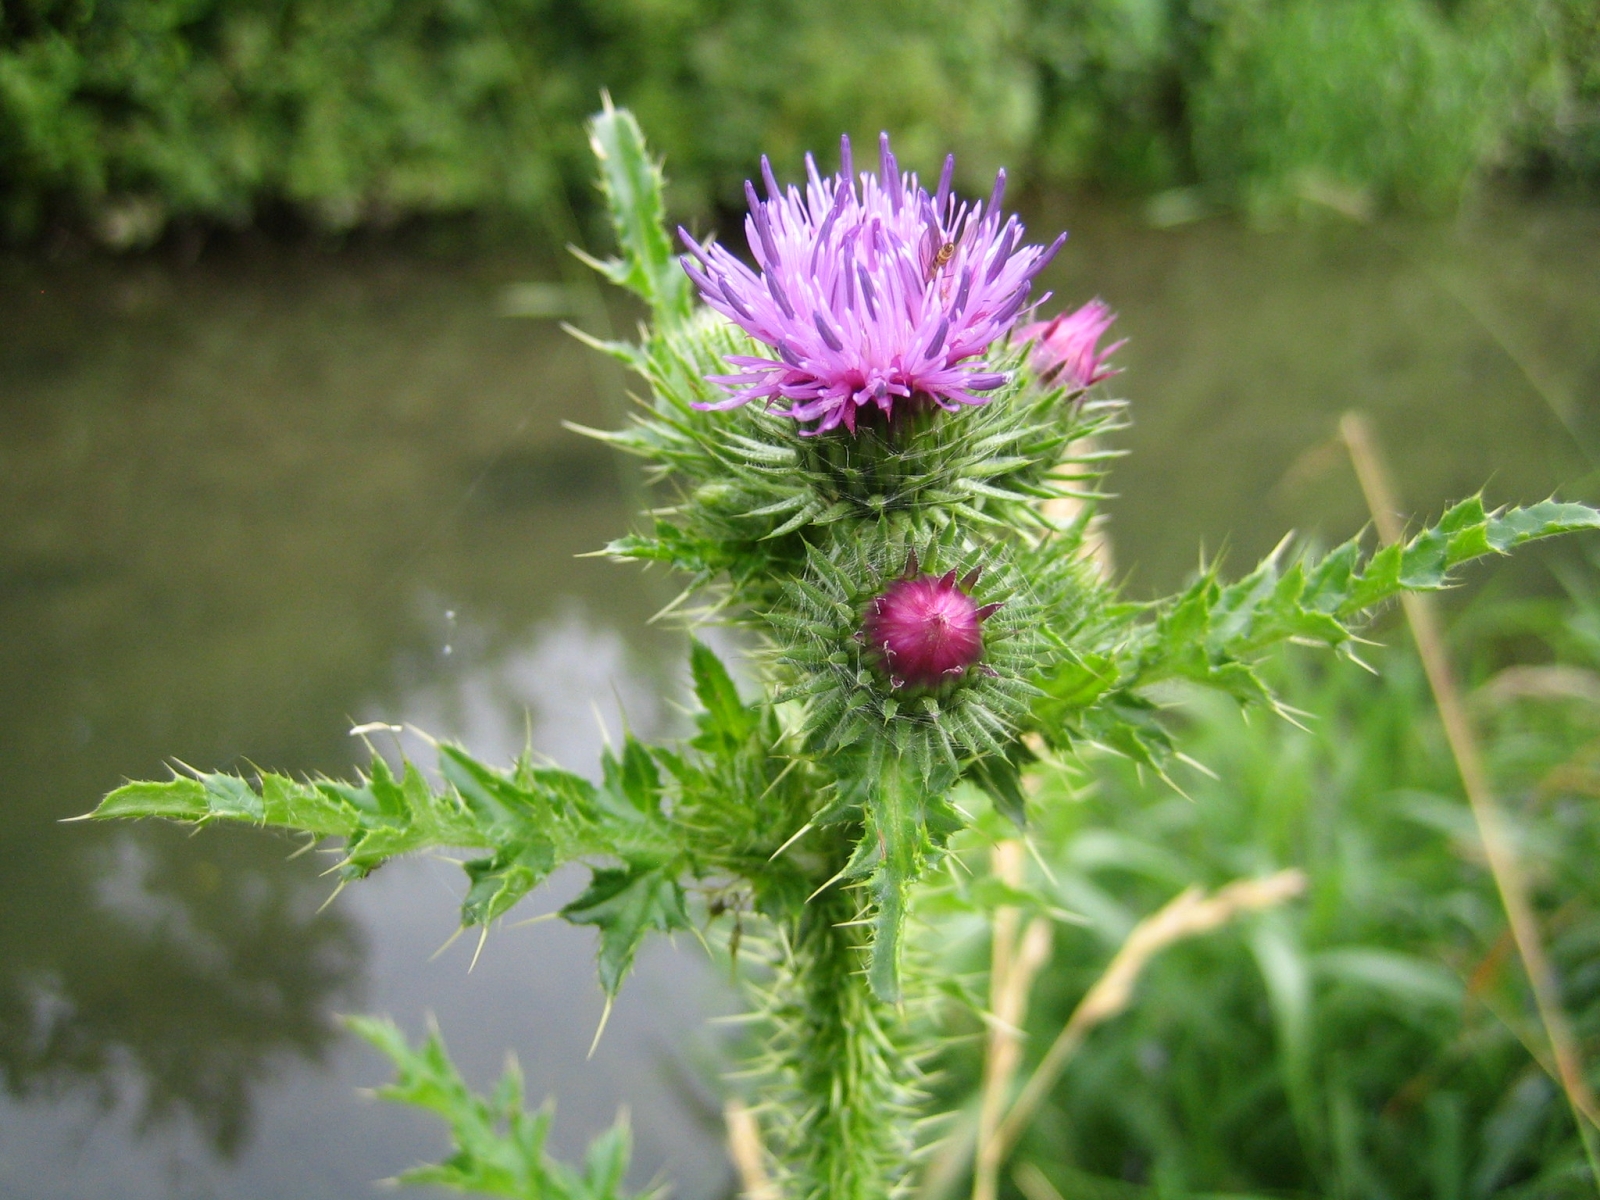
[767,855,915,1200]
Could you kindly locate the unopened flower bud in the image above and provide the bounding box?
[861,570,1000,691]
[1017,299,1123,391]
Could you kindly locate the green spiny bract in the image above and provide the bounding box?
[575,310,1125,616]
[769,528,1053,809]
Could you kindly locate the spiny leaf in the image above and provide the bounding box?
[347,1016,636,1200]
[1336,497,1600,617]
[1125,497,1600,698]
[689,638,757,751]
[864,757,925,1003]
[584,96,691,327]
[966,746,1033,830]
[599,735,663,817]
[561,863,691,998]
[442,746,550,833]
[93,777,218,823]
[93,759,461,843]
[462,837,558,927]
[90,744,681,935]
[1034,650,1118,720]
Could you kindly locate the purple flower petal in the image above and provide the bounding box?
[934,154,954,218]
[1017,299,1123,391]
[679,135,1067,431]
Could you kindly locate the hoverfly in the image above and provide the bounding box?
[926,239,956,282]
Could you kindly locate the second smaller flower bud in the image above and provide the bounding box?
[1017,298,1124,392]
[860,563,1001,691]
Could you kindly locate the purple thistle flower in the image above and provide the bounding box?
[1016,298,1124,392]
[678,134,1066,435]
[860,566,1001,691]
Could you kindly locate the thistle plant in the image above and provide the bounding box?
[85,100,1600,1200]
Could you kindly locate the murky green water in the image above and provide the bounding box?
[1,199,1595,1200]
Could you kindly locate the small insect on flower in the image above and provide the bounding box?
[678,135,1066,434]
[860,559,1002,691]
[1016,298,1125,393]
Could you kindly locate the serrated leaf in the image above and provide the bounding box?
[93,777,211,822]
[865,758,928,1002]
[585,99,691,327]
[441,745,538,832]
[689,639,756,751]
[96,770,358,833]
[1112,496,1600,718]
[599,735,663,818]
[89,739,666,931]
[561,864,689,997]
[347,1016,636,1199]
[967,752,1030,829]
[257,772,368,832]
[462,836,558,927]
[1036,651,1117,713]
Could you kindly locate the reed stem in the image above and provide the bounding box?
[1341,410,1600,1181]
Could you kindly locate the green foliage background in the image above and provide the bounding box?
[4,0,1598,246]
[928,556,1600,1198]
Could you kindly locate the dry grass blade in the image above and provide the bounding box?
[725,1097,779,1200]
[1341,411,1600,1168]
[988,868,1307,1164]
[973,840,1054,1200]
[1475,665,1600,711]
[1012,1162,1068,1200]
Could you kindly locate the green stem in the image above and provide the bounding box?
[766,846,914,1200]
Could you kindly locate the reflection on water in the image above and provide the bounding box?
[0,247,708,1199]
[396,603,672,775]
[0,199,1595,1198]
[1051,199,1599,591]
[6,823,359,1156]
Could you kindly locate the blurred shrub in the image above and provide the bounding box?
[0,0,659,243]
[680,0,1037,215]
[0,0,1036,244]
[1,0,1596,246]
[1506,0,1600,186]
[1190,0,1511,215]
[1025,0,1190,194]
[937,556,1600,1197]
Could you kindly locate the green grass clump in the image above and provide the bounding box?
[942,557,1600,1197]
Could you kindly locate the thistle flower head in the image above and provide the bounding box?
[679,134,1065,434]
[861,563,1001,691]
[1016,298,1124,392]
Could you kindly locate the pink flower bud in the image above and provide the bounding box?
[1016,298,1124,391]
[861,568,1001,691]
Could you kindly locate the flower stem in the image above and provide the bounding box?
[768,860,913,1200]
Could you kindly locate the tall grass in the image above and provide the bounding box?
[937,551,1600,1198]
